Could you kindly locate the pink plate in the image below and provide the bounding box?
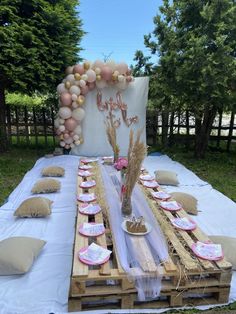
[160,201,182,211]
[78,203,102,215]
[142,180,159,189]
[77,193,96,203]
[171,217,197,231]
[78,223,105,237]
[78,246,110,265]
[79,165,93,170]
[191,242,223,261]
[80,180,96,189]
[78,170,92,178]
[81,158,98,164]
[151,191,171,200]
[139,174,155,181]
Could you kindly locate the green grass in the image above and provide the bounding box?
[0,145,54,205]
[0,144,236,313]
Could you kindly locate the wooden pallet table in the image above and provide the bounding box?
[69,163,232,311]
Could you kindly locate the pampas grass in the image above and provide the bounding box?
[105,114,120,160]
[124,129,147,198]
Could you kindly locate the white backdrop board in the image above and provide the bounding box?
[71,77,149,156]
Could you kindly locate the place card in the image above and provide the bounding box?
[171,217,197,231]
[78,243,112,265]
[79,223,105,237]
[78,203,102,215]
[191,241,223,261]
[77,193,96,203]
[160,200,182,211]
[151,191,171,200]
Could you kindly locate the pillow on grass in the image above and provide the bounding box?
[41,166,65,177]
[14,197,52,218]
[170,192,198,215]
[155,170,179,186]
[209,236,236,270]
[0,237,46,275]
[31,178,60,194]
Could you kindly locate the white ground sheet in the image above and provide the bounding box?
[0,154,236,314]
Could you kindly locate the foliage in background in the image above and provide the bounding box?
[6,92,45,108]
[0,0,84,151]
[133,0,236,158]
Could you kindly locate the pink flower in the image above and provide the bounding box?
[114,157,128,171]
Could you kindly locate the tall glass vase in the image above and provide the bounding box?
[121,194,132,217]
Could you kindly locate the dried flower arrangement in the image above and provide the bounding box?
[105,112,120,162]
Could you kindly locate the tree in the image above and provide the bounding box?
[0,0,84,151]
[135,0,236,158]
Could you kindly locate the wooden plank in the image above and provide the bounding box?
[129,236,157,273]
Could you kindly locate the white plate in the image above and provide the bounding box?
[142,180,159,188]
[171,217,197,231]
[77,193,96,203]
[121,220,152,236]
[78,203,102,215]
[151,191,171,200]
[160,201,182,211]
[79,165,93,170]
[139,174,155,181]
[80,180,96,189]
[78,170,92,177]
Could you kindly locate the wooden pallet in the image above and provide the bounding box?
[69,163,232,311]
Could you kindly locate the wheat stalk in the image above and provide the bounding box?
[124,129,146,198]
[105,113,119,158]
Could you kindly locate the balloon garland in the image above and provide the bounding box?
[54,60,134,150]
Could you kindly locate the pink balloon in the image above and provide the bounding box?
[126,76,132,83]
[64,133,70,140]
[88,82,96,90]
[70,132,74,137]
[101,66,112,81]
[56,129,61,135]
[86,69,96,83]
[60,92,72,106]
[65,144,70,149]
[93,60,104,69]
[80,85,89,95]
[64,118,77,131]
[116,62,128,75]
[73,64,85,75]
[65,137,73,144]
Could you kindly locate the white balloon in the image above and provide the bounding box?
[72,101,78,109]
[95,67,101,74]
[73,134,80,141]
[71,94,77,101]
[72,108,85,121]
[66,74,75,82]
[60,141,66,147]
[96,79,108,89]
[57,83,67,94]
[81,74,88,81]
[59,125,65,132]
[79,80,86,87]
[70,143,75,149]
[59,107,72,119]
[54,118,60,128]
[118,75,125,82]
[65,137,73,144]
[75,140,81,145]
[59,119,65,124]
[74,125,82,135]
[69,85,81,95]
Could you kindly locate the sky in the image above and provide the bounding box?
[79,0,162,66]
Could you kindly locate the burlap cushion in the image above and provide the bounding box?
[155,170,179,186]
[170,192,198,215]
[31,178,60,194]
[0,237,46,275]
[14,197,52,217]
[41,166,65,177]
[209,236,236,270]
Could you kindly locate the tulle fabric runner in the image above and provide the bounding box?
[100,163,169,301]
